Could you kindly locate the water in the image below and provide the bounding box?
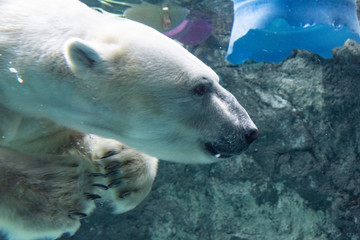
[1,0,360,239]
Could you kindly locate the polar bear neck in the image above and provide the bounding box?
[0,104,77,154]
[0,0,123,136]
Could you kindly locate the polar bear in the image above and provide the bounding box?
[0,0,258,239]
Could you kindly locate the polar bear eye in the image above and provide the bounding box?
[193,84,208,97]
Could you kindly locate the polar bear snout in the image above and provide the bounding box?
[205,125,258,159]
[203,84,259,159]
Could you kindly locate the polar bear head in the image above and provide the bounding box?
[61,16,258,163]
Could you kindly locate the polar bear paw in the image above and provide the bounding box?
[0,147,102,239]
[84,135,158,214]
[0,136,158,240]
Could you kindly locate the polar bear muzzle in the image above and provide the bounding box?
[204,127,258,159]
[200,82,258,159]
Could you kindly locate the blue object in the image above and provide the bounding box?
[226,0,360,64]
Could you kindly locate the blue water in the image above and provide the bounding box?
[1,0,360,240]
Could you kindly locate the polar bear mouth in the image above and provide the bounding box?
[205,142,233,159]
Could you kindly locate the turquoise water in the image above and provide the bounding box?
[1,0,360,239]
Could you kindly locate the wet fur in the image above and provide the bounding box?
[0,148,95,239]
[0,135,158,240]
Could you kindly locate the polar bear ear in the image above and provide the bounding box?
[64,38,103,79]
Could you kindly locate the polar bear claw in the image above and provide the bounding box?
[84,135,158,214]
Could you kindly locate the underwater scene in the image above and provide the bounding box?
[1,0,360,239]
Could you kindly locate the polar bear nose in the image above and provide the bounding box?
[245,127,259,144]
[205,126,258,159]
